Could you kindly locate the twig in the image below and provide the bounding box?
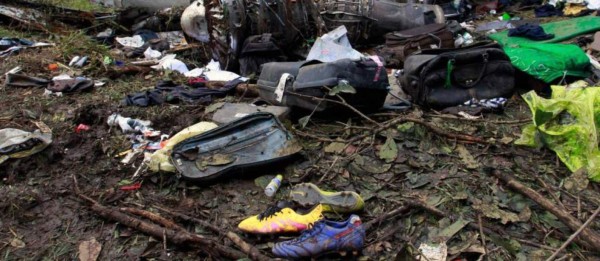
[515,239,558,251]
[72,176,246,260]
[293,128,339,142]
[153,206,271,261]
[489,169,600,250]
[409,241,431,261]
[317,156,339,184]
[120,207,184,231]
[286,91,382,126]
[545,206,600,261]
[364,205,410,230]
[535,176,568,212]
[479,215,488,260]
[425,113,532,124]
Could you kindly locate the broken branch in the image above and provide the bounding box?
[153,206,271,261]
[545,205,600,261]
[72,176,246,260]
[120,207,185,231]
[489,169,600,250]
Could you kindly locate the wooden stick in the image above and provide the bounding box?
[120,207,184,231]
[153,206,271,261]
[545,206,600,261]
[73,176,245,260]
[364,205,410,230]
[489,169,600,250]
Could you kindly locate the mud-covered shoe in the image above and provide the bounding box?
[272,214,365,258]
[290,183,364,213]
[238,202,323,234]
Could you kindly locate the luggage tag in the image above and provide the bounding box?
[275,73,293,103]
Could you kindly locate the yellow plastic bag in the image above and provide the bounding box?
[517,84,600,181]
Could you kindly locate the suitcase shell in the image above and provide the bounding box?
[172,112,301,182]
[257,57,390,112]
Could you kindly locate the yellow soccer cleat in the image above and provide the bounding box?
[238,202,323,234]
[290,183,365,213]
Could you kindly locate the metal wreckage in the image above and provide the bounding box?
[181,0,447,75]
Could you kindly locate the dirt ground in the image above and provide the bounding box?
[1,4,600,261]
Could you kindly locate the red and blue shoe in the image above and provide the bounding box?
[272,214,365,258]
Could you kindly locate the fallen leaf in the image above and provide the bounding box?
[472,200,519,224]
[378,134,398,163]
[397,122,415,132]
[328,80,356,96]
[298,116,310,128]
[344,145,358,155]
[324,142,346,154]
[456,145,479,169]
[78,238,102,261]
[499,136,514,144]
[418,242,447,261]
[205,154,235,166]
[341,169,350,178]
[204,102,225,113]
[452,191,468,200]
[10,238,25,248]
[518,206,532,222]
[438,218,470,241]
[563,168,588,193]
[350,155,391,174]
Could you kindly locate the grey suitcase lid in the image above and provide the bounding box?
[171,112,301,182]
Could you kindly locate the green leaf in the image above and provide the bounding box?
[117,179,133,186]
[472,200,519,224]
[324,142,346,154]
[378,134,398,163]
[328,80,356,96]
[438,218,470,241]
[456,145,479,169]
[205,102,225,113]
[298,116,310,129]
[397,122,415,132]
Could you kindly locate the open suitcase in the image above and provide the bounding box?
[171,113,301,182]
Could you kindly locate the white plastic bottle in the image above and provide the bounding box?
[265,175,283,197]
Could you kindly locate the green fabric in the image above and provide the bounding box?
[489,16,600,47]
[516,85,600,182]
[503,43,590,83]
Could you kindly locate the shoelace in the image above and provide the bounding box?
[258,204,284,221]
[291,222,324,243]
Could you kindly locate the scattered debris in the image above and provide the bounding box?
[0,124,52,164]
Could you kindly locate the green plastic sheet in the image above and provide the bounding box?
[503,43,590,83]
[489,16,600,47]
[516,85,600,182]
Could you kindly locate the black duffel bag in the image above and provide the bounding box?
[400,42,515,109]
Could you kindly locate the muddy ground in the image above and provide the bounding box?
[1,5,600,261]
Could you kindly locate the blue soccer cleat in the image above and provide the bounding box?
[272,214,365,258]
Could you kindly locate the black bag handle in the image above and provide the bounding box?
[447,52,489,88]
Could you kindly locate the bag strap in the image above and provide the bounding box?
[446,52,490,88]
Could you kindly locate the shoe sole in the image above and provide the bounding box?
[290,183,364,213]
